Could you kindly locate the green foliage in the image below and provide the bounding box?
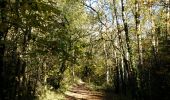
[0,0,170,100]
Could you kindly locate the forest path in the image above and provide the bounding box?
[64,81,123,100]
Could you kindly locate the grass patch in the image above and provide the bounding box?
[36,84,66,100]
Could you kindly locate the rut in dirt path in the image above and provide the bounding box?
[64,82,126,100]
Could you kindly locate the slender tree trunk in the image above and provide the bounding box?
[113,0,128,94]
[121,55,127,95]
[115,59,120,93]
[149,1,158,66]
[104,42,109,84]
[120,0,132,72]
[135,1,144,99]
[112,39,120,93]
[135,0,143,67]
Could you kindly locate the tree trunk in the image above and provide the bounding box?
[104,42,109,84]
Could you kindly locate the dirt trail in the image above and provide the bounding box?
[65,82,121,100]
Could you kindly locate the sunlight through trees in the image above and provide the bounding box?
[0,0,169,100]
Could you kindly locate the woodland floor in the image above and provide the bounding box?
[64,82,129,100]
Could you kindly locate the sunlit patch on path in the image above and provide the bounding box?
[64,81,121,100]
[65,84,104,100]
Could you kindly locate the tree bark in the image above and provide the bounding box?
[104,42,109,84]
